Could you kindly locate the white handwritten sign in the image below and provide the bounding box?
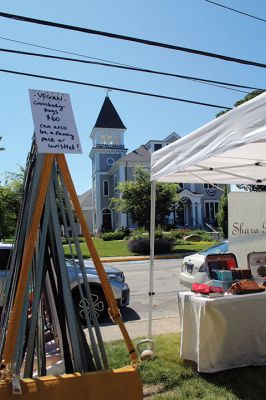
[29,89,82,154]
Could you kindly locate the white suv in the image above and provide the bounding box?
[0,243,130,322]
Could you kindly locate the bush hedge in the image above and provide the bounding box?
[62,237,86,245]
[100,229,126,241]
[127,238,173,255]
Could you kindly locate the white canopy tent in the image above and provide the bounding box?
[147,91,266,339]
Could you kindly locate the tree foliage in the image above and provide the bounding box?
[0,167,24,240]
[111,166,179,230]
[0,136,4,151]
[216,185,228,238]
[215,89,265,118]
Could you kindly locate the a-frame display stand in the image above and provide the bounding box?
[0,147,142,399]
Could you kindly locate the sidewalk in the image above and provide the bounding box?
[99,315,181,342]
[47,316,181,375]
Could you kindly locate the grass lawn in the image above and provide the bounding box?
[64,239,135,258]
[105,333,266,400]
[63,238,214,258]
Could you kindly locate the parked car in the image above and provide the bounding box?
[0,243,130,322]
[179,241,228,289]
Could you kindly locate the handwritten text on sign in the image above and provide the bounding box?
[29,89,82,154]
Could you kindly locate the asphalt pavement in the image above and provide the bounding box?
[98,253,187,342]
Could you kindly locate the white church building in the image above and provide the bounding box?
[79,96,224,233]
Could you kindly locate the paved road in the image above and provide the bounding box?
[98,258,186,341]
[116,259,184,319]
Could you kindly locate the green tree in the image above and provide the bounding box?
[0,167,24,240]
[216,89,264,119]
[0,136,4,151]
[216,186,228,238]
[111,166,179,230]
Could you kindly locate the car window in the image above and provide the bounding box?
[200,242,228,256]
[0,249,12,270]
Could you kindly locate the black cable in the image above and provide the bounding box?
[0,37,259,93]
[0,35,132,67]
[0,67,233,109]
[0,12,265,68]
[204,0,266,23]
[1,47,260,93]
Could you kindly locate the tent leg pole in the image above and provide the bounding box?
[148,180,156,339]
[137,180,156,360]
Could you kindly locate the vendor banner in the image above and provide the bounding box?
[228,192,266,272]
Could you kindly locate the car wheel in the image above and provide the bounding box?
[73,286,108,324]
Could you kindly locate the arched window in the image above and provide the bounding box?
[103,180,109,196]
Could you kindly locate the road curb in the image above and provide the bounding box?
[100,253,192,263]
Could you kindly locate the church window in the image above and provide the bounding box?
[100,135,106,144]
[99,134,113,144]
[114,136,120,144]
[107,135,113,144]
[103,180,109,196]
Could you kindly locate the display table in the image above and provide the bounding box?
[178,290,266,373]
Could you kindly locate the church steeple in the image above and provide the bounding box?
[94,96,126,129]
[89,96,127,232]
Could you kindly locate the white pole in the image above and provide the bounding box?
[148,180,156,338]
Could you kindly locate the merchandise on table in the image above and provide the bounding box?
[228,279,265,295]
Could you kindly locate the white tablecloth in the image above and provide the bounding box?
[178,290,266,373]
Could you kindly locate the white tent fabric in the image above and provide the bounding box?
[145,91,266,344]
[151,91,266,185]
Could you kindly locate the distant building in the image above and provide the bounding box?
[79,96,224,233]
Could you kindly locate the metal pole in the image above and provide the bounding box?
[148,180,156,338]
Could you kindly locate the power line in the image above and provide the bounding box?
[0,68,233,109]
[0,12,265,69]
[204,0,266,23]
[0,35,132,67]
[1,47,261,93]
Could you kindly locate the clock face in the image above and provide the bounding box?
[107,158,114,166]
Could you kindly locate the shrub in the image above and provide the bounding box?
[120,226,131,237]
[62,236,86,245]
[171,229,192,239]
[132,227,148,240]
[100,230,125,241]
[161,231,176,242]
[190,229,214,242]
[154,229,164,239]
[127,238,173,255]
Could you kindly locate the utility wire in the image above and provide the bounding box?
[0,12,265,68]
[0,36,257,93]
[1,47,260,93]
[0,68,233,109]
[204,0,266,23]
[0,35,132,67]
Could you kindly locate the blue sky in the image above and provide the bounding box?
[0,0,265,194]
